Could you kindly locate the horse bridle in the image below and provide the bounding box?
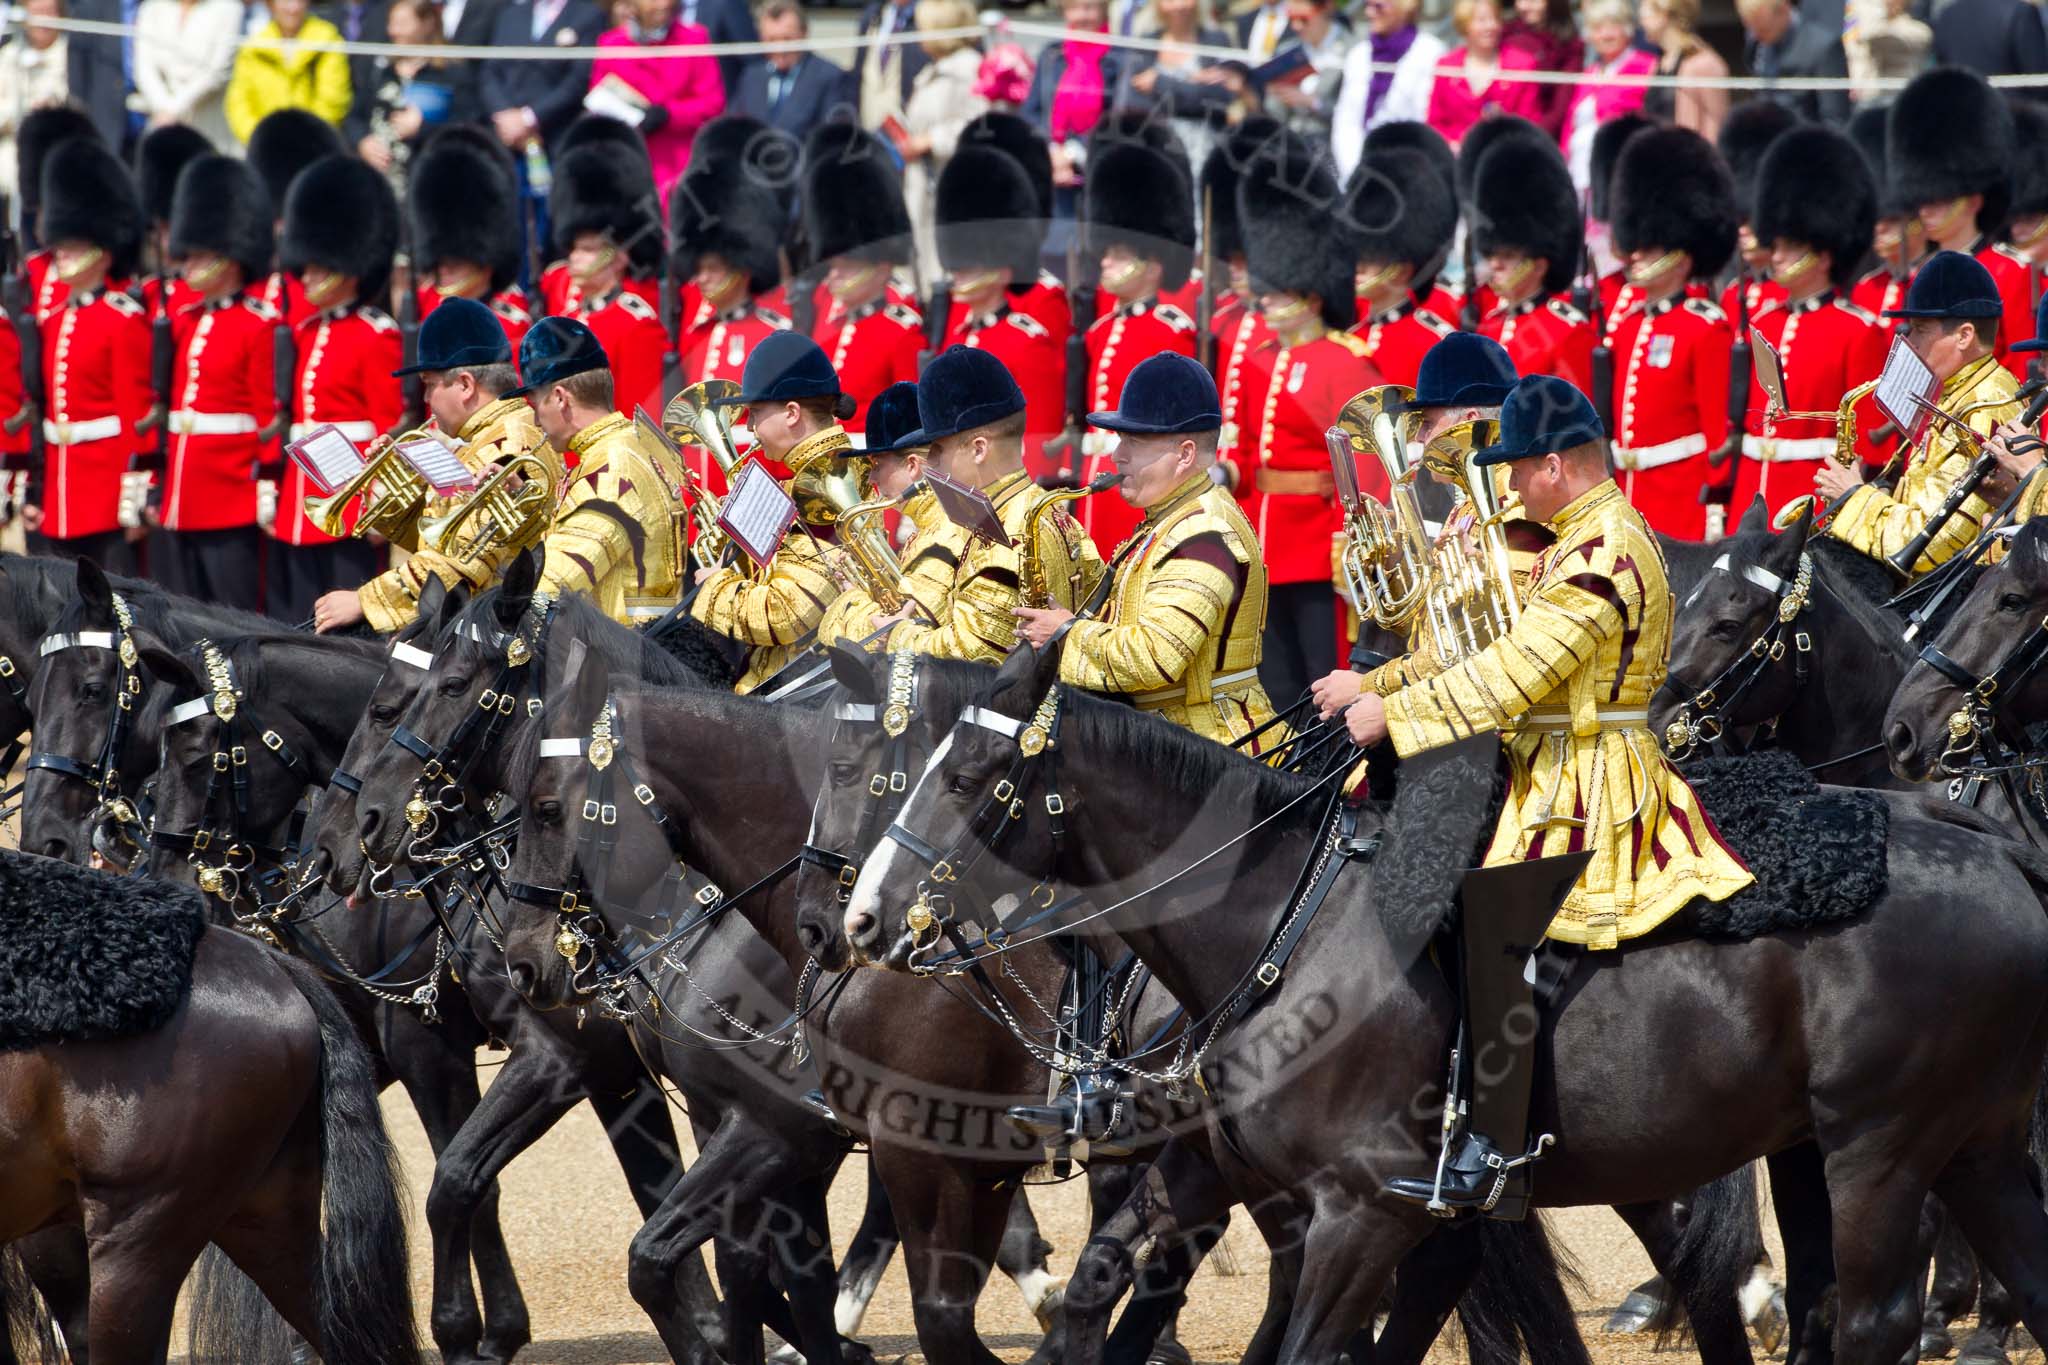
[26,592,147,837]
[148,640,324,908]
[1663,552,1814,761]
[798,650,928,912]
[1916,607,2048,777]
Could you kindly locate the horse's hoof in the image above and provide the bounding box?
[1604,1289,1663,1335]
[837,1335,880,1365]
[1955,1340,2009,1365]
[1034,1281,1068,1332]
[1921,1327,1957,1360]
[1750,1289,1789,1355]
[770,1345,806,1365]
[1147,1341,1193,1365]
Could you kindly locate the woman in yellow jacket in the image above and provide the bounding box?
[224,0,352,145]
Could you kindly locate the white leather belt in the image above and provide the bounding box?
[1741,434,1835,463]
[290,420,378,443]
[1611,434,1706,471]
[44,415,120,444]
[169,410,259,436]
[1134,666,1263,707]
[1521,706,1651,732]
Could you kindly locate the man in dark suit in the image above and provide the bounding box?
[731,0,848,139]
[852,0,929,129]
[62,0,128,148]
[1934,0,2048,77]
[1740,0,1850,125]
[676,0,760,98]
[478,0,608,152]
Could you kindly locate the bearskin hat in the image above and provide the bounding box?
[1239,136,1354,329]
[1085,138,1196,292]
[801,124,912,266]
[1847,102,1902,218]
[1753,126,1877,288]
[245,109,344,219]
[1717,100,1801,225]
[1611,126,1738,279]
[959,111,1055,220]
[553,140,666,274]
[1588,110,1654,223]
[558,112,650,165]
[1454,114,1553,202]
[1469,135,1580,295]
[1199,115,1283,265]
[1889,66,2014,232]
[17,106,99,243]
[39,139,142,278]
[671,172,783,294]
[1345,146,1457,276]
[134,123,212,230]
[2008,97,2048,226]
[409,125,521,293]
[690,112,803,208]
[935,143,1045,284]
[281,154,399,307]
[166,154,273,282]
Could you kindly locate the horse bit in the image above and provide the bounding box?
[26,592,146,842]
[1664,552,1814,761]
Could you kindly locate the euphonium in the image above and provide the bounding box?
[1420,418,1522,669]
[418,447,559,562]
[1330,385,1431,631]
[1770,377,1882,532]
[833,493,914,614]
[1022,471,1122,611]
[305,428,439,542]
[665,380,745,563]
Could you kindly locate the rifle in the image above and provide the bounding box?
[1578,241,1611,435]
[395,216,424,435]
[1061,202,1094,487]
[1196,183,1215,372]
[1460,207,1481,332]
[919,280,950,372]
[137,267,173,473]
[1698,270,1749,534]
[659,244,683,409]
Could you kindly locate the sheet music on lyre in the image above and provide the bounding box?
[394,436,475,494]
[1872,334,1941,447]
[284,424,366,496]
[716,461,798,566]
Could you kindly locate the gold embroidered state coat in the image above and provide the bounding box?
[883,468,1104,663]
[1828,354,2020,576]
[1060,474,1281,748]
[817,485,965,650]
[1381,480,1754,949]
[359,397,551,632]
[536,411,687,626]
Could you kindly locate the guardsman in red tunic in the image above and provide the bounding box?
[270,155,404,625]
[801,126,922,435]
[1345,145,1459,389]
[157,155,278,611]
[1603,126,1737,540]
[1080,133,1199,555]
[1714,101,1797,341]
[2003,101,2048,372]
[1469,134,1595,399]
[1888,67,2035,378]
[548,138,671,421]
[1739,126,1892,520]
[933,136,1069,478]
[245,109,345,334]
[409,126,535,349]
[1229,139,1381,710]
[27,140,151,572]
[1195,123,1276,490]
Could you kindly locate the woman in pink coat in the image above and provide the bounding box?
[590,0,724,200]
[1426,0,1540,149]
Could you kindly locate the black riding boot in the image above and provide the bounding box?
[1384,852,1588,1220]
[1005,939,1134,1156]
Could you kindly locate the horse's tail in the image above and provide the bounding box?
[0,1247,59,1364]
[1457,1214,1591,1365]
[184,1244,299,1363]
[1649,1164,1768,1344]
[285,958,425,1365]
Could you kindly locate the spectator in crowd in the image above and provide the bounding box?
[1739,0,1851,124]
[63,0,127,145]
[1932,0,2044,77]
[732,0,846,137]
[1236,0,1287,61]
[1330,0,1446,179]
[589,0,724,200]
[0,0,69,200]
[1255,0,1354,138]
[1022,0,1120,241]
[443,0,507,49]
[974,43,1033,107]
[674,0,759,96]
[1563,0,1655,193]
[225,0,353,145]
[1427,0,1539,148]
[1114,0,1234,169]
[480,0,607,152]
[1848,0,1931,95]
[853,0,932,132]
[318,0,386,41]
[133,0,241,147]
[1639,0,1728,139]
[1503,0,1579,135]
[347,0,468,198]
[899,0,986,281]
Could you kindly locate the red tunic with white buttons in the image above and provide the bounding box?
[814,298,922,434]
[574,288,669,422]
[161,294,278,531]
[1350,299,1456,388]
[538,263,662,319]
[418,282,536,350]
[1213,298,1272,493]
[676,299,790,494]
[39,288,151,539]
[1080,299,1199,553]
[1978,242,2038,378]
[1480,294,1596,399]
[1606,294,1731,540]
[1234,329,1383,584]
[0,306,26,461]
[276,306,404,546]
[1719,274,1787,333]
[1734,292,1890,518]
[1851,264,1913,326]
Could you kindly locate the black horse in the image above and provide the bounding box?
[841,642,2048,1365]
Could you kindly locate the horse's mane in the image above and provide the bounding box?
[0,554,159,640]
[1808,536,1913,665]
[84,582,280,648]
[216,630,388,698]
[456,586,710,690]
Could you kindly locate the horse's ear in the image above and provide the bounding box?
[75,556,112,621]
[1028,627,1066,696]
[567,647,611,729]
[1737,496,1769,537]
[137,640,198,696]
[416,574,449,626]
[827,643,881,703]
[495,551,539,628]
[1774,500,1815,565]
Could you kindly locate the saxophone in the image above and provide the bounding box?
[1769,378,1881,532]
[1021,471,1123,612]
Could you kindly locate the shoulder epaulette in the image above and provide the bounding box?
[757,307,792,331]
[1834,298,1878,325]
[883,302,922,330]
[102,291,143,318]
[1004,311,1049,340]
[1415,308,1457,338]
[1323,329,1372,358]
[241,295,278,322]
[1682,297,1727,324]
[359,306,399,333]
[616,292,659,323]
[1155,303,1195,333]
[1036,269,1064,291]
[1546,297,1588,326]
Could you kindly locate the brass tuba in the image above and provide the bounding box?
[664,380,745,566]
[1419,418,1523,669]
[1330,385,1432,631]
[833,494,915,614]
[305,428,440,543]
[417,448,560,562]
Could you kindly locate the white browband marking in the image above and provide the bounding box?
[835,703,879,722]
[390,641,436,670]
[958,706,1024,738]
[39,631,115,656]
[167,697,213,726]
[537,737,584,759]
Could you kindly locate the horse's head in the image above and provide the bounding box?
[843,642,1066,972]
[307,577,468,896]
[501,648,678,1009]
[20,558,145,863]
[1655,499,1813,753]
[354,551,544,867]
[1885,520,2048,779]
[0,553,66,749]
